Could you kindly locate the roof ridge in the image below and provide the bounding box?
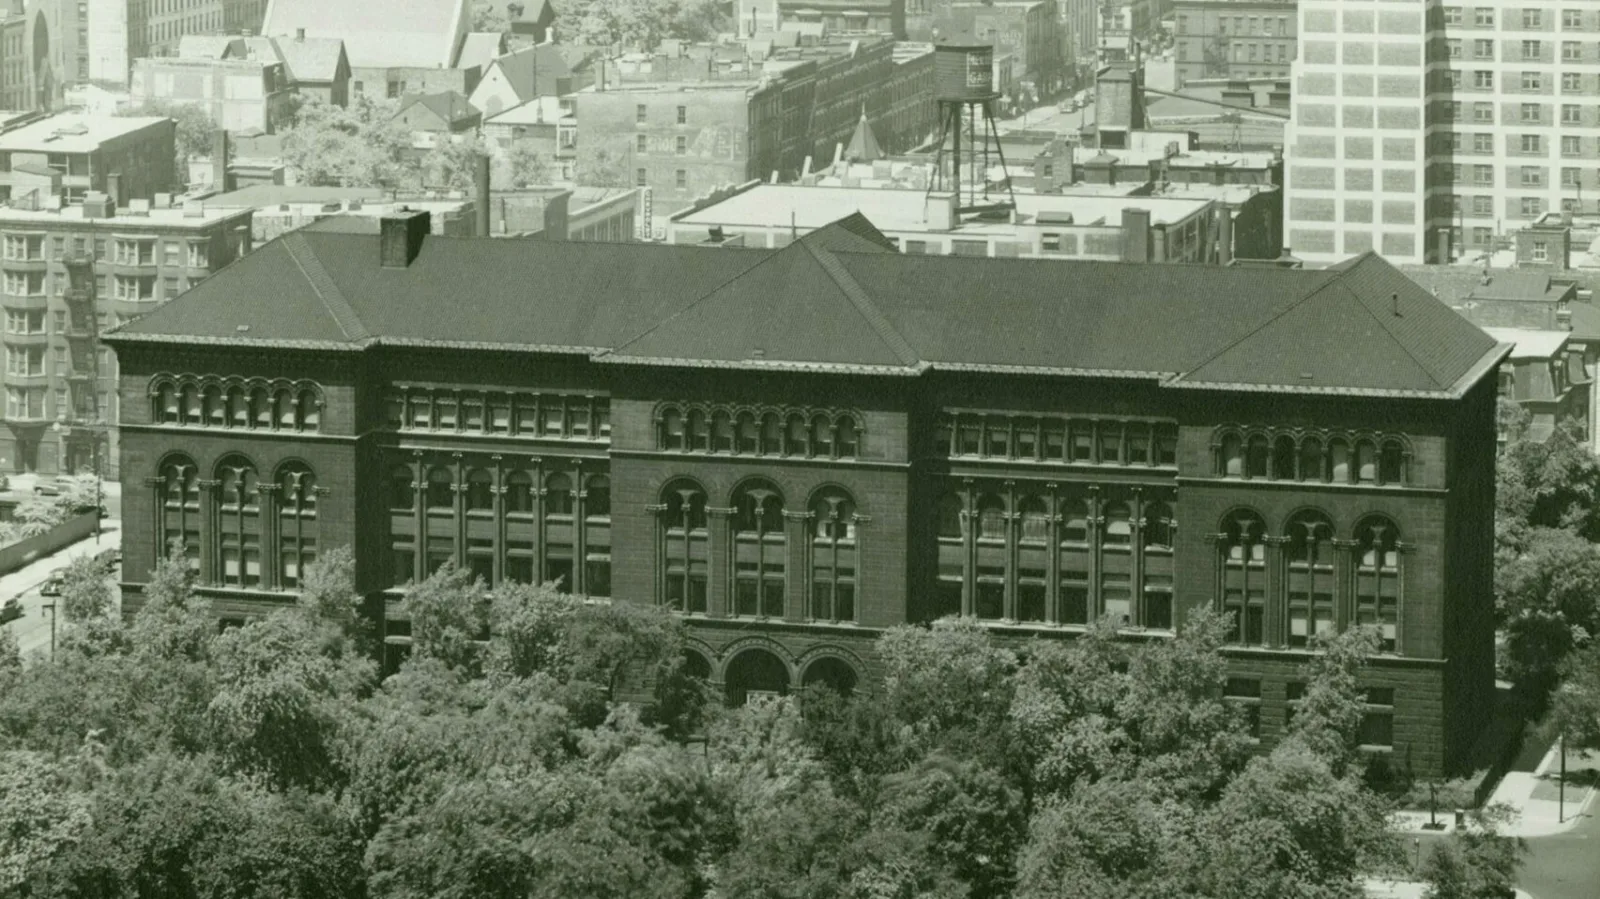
[280,233,369,342]
[603,243,784,356]
[1340,264,1452,389]
[1167,271,1340,380]
[801,239,921,367]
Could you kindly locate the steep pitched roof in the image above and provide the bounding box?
[457,33,505,71]
[488,44,572,103]
[264,36,348,83]
[398,91,480,126]
[842,109,882,163]
[261,0,468,69]
[107,218,1507,398]
[508,0,555,26]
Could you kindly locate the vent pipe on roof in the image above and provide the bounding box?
[1391,292,1401,317]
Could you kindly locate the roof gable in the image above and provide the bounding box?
[261,0,467,69]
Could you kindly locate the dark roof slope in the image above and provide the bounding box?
[108,217,1507,397]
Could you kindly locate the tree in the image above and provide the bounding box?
[1015,779,1191,899]
[877,617,1017,759]
[128,544,214,665]
[119,100,217,189]
[567,0,727,50]
[573,145,632,189]
[874,752,1027,899]
[1284,626,1381,773]
[1497,404,1600,539]
[279,96,416,189]
[0,629,20,673]
[472,0,508,32]
[1496,526,1600,696]
[0,751,92,894]
[1420,805,1529,899]
[505,142,551,188]
[58,554,112,624]
[1551,639,1600,752]
[417,134,493,193]
[402,562,492,677]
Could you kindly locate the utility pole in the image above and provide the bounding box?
[42,601,56,656]
[1560,732,1567,824]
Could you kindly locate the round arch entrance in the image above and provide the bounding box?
[682,649,713,682]
[801,656,859,696]
[723,647,790,706]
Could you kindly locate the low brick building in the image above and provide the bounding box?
[104,212,1507,776]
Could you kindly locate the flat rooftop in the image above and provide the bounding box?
[0,202,253,227]
[0,114,170,153]
[1482,327,1571,360]
[206,184,471,209]
[671,183,1213,233]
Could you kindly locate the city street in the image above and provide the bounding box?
[0,519,122,662]
[1521,806,1600,899]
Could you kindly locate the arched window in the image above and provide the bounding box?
[660,406,684,450]
[297,387,319,430]
[181,382,201,424]
[389,464,414,510]
[809,488,857,622]
[786,413,808,455]
[1355,440,1377,484]
[1329,438,1351,483]
[426,466,454,510]
[1058,492,1091,625]
[1019,495,1050,543]
[275,388,295,429]
[686,408,708,451]
[465,468,494,512]
[1245,434,1269,478]
[1141,500,1175,630]
[937,493,964,538]
[736,411,758,453]
[661,479,708,613]
[203,384,223,427]
[1272,435,1297,480]
[976,494,1006,541]
[760,412,783,454]
[227,385,247,427]
[155,380,178,423]
[277,463,318,588]
[584,475,611,597]
[732,480,786,617]
[216,456,260,588]
[934,492,966,619]
[1299,436,1324,482]
[251,387,271,429]
[544,472,573,516]
[157,455,200,570]
[811,414,833,457]
[835,414,858,457]
[1124,421,1149,464]
[1102,501,1132,546]
[711,410,733,452]
[1355,516,1401,652]
[504,471,534,514]
[1220,509,1267,645]
[1220,432,1244,476]
[1285,511,1335,648]
[1379,439,1405,485]
[1100,500,1134,625]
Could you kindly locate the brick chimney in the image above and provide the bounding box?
[380,209,432,267]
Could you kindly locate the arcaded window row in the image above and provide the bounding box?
[656,404,861,459]
[935,412,1179,467]
[151,376,322,432]
[384,388,611,441]
[1215,429,1410,486]
[154,453,321,590]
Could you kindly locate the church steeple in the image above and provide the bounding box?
[843,104,882,164]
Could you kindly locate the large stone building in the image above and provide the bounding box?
[1285,0,1600,267]
[0,194,252,476]
[104,211,1506,776]
[577,38,935,218]
[1171,0,1296,87]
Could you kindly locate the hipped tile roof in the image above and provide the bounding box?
[107,214,1506,398]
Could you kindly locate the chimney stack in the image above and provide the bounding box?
[212,129,231,191]
[296,27,306,41]
[1215,205,1233,265]
[380,209,432,267]
[474,153,492,237]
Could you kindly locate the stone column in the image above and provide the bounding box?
[1086,485,1104,619]
[491,455,505,585]
[1262,535,1290,648]
[409,451,425,584]
[1332,537,1358,632]
[197,478,220,584]
[258,483,281,590]
[572,460,588,595]
[785,509,812,622]
[1045,482,1061,625]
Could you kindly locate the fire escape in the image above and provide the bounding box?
[59,243,105,477]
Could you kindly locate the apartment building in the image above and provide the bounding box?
[1172,0,1296,87]
[1283,0,1441,266]
[0,114,176,207]
[86,0,271,85]
[1286,0,1600,267]
[0,195,252,476]
[130,55,295,134]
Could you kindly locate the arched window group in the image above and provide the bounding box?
[1217,509,1403,652]
[386,456,611,596]
[151,375,321,432]
[153,455,322,591]
[655,479,864,622]
[1215,428,1410,486]
[656,403,861,459]
[934,483,1175,629]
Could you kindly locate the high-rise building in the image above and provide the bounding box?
[86,0,271,85]
[1285,0,1600,267]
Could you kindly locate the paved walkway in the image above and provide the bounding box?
[1390,744,1599,839]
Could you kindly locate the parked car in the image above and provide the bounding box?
[40,570,64,596]
[0,597,21,624]
[32,482,60,497]
[95,549,120,575]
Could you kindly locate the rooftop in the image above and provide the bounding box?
[0,201,252,227]
[484,97,570,126]
[1482,328,1572,360]
[670,183,1215,234]
[107,213,1504,399]
[1466,271,1572,303]
[260,0,468,70]
[0,114,170,153]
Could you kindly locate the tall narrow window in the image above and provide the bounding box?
[661,406,684,450]
[1299,437,1324,482]
[1221,509,1267,645]
[465,468,494,512]
[216,456,260,588]
[1220,432,1244,476]
[834,414,858,457]
[389,464,414,511]
[1101,500,1133,625]
[1017,495,1049,622]
[1142,500,1175,629]
[426,466,453,510]
[809,488,857,622]
[544,473,574,591]
[733,480,785,617]
[1379,439,1405,485]
[584,475,611,597]
[661,479,708,613]
[504,471,534,514]
[787,413,809,455]
[974,493,1006,620]
[1245,434,1269,478]
[1355,440,1377,484]
[1272,435,1296,479]
[1058,492,1091,625]
[686,409,708,451]
[1285,511,1335,648]
[760,412,783,454]
[157,455,200,571]
[711,410,733,452]
[1355,517,1401,652]
[277,463,318,588]
[1329,438,1351,483]
[736,412,758,453]
[934,493,965,619]
[811,414,834,458]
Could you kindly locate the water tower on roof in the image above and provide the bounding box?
[927,40,1016,216]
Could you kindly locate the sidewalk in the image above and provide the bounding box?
[0,519,122,661]
[1390,742,1599,839]
[1363,880,1532,899]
